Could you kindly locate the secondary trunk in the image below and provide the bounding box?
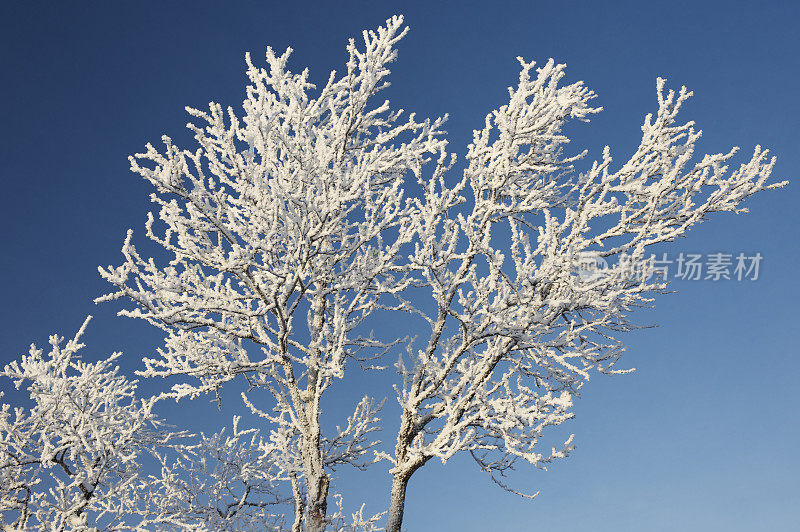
[387,409,427,532]
[386,473,410,532]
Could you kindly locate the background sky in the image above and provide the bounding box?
[1,1,798,530]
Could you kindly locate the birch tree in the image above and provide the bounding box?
[94,14,785,531]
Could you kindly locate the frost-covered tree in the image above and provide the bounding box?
[382,59,784,530]
[96,14,785,532]
[0,317,173,531]
[0,321,374,532]
[98,16,438,532]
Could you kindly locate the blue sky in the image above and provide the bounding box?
[1,1,798,530]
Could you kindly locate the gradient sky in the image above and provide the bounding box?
[1,1,798,530]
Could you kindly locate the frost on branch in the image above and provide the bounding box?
[92,13,785,532]
[0,317,175,531]
[385,54,785,531]
[140,416,292,531]
[327,493,386,532]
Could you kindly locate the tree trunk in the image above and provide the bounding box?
[305,471,330,532]
[386,473,410,532]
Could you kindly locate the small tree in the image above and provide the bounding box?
[0,320,374,531]
[0,317,172,531]
[96,15,785,531]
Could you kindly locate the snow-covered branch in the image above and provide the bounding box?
[139,416,291,531]
[384,56,785,532]
[0,317,177,531]
[87,14,785,532]
[97,15,442,531]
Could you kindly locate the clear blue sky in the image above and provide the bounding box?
[1,1,798,530]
